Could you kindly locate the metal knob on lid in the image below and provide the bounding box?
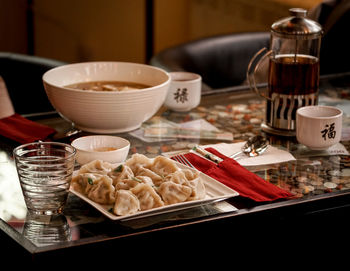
[271,8,322,38]
[289,8,307,17]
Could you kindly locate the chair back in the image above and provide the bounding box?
[0,52,66,115]
[150,32,270,90]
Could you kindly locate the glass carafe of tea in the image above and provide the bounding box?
[248,8,322,136]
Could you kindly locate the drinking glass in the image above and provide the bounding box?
[13,142,76,215]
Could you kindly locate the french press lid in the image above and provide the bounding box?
[271,8,322,39]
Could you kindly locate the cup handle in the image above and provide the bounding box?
[246,47,273,101]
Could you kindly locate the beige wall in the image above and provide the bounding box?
[33,0,146,63]
[0,0,28,54]
[154,0,323,54]
[154,0,189,54]
[0,0,323,63]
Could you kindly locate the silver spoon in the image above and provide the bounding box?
[230,135,268,159]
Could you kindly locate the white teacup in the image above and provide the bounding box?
[296,105,343,150]
[164,72,201,112]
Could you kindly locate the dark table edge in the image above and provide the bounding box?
[2,187,349,256]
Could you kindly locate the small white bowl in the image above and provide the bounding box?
[71,135,130,165]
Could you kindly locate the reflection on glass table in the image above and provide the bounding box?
[1,73,350,258]
[23,213,71,247]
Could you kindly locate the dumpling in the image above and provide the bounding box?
[164,169,205,200]
[87,175,115,205]
[108,164,134,185]
[164,170,188,185]
[125,153,153,172]
[71,173,103,194]
[157,181,192,205]
[113,190,140,216]
[180,169,205,200]
[131,183,164,210]
[134,175,154,186]
[150,156,179,177]
[133,165,164,186]
[182,168,199,181]
[79,160,113,175]
[116,175,155,190]
[115,177,141,190]
[116,175,154,190]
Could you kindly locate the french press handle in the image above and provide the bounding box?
[247,48,273,101]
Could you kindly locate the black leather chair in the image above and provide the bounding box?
[150,32,270,92]
[0,52,66,115]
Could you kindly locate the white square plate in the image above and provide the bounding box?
[69,162,239,221]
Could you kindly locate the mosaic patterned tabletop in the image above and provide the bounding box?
[125,87,350,200]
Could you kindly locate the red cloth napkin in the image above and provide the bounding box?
[0,113,56,144]
[178,147,294,202]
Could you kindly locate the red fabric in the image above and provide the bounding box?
[0,113,56,144]
[180,147,294,202]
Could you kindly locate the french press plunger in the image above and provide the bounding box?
[248,8,323,136]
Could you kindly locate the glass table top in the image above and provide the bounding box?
[1,72,350,254]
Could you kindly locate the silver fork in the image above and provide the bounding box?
[172,154,195,168]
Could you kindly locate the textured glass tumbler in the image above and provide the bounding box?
[13,142,76,215]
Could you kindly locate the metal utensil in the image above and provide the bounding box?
[172,154,195,168]
[53,128,82,143]
[230,135,268,159]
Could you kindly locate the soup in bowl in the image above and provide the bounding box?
[43,62,170,133]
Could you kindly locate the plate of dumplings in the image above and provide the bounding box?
[70,153,239,220]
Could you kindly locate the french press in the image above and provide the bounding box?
[248,8,323,136]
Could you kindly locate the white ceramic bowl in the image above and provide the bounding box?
[71,135,130,165]
[43,62,170,133]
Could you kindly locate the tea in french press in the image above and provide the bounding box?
[248,8,323,136]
